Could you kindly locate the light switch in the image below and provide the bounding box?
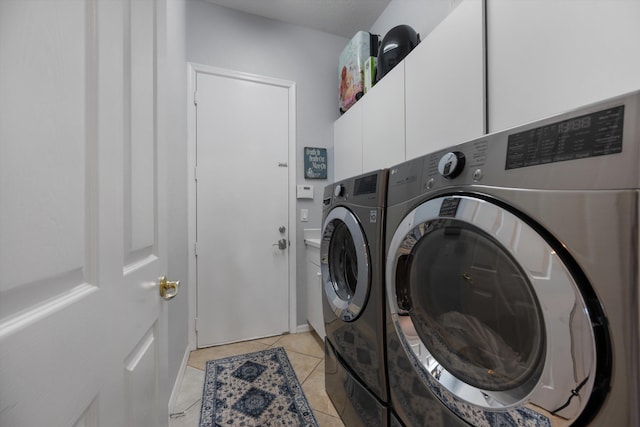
[300,209,309,222]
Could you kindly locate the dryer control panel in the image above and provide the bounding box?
[389,89,637,196]
[505,105,624,170]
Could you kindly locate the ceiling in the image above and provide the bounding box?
[204,0,392,38]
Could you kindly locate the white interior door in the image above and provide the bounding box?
[0,1,171,426]
[195,69,292,347]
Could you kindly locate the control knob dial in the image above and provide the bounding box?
[438,151,466,179]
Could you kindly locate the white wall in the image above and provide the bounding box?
[185,0,347,326]
[370,0,460,41]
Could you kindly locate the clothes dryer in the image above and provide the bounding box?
[385,91,640,426]
[321,170,389,427]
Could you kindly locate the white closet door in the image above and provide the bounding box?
[0,1,171,425]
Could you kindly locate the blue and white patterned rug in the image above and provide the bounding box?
[199,347,319,427]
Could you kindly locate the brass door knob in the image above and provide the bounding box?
[159,276,180,300]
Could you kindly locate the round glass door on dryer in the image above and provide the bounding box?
[386,194,610,427]
[321,205,370,322]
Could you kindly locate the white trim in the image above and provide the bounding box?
[296,323,311,334]
[187,63,197,350]
[186,62,298,349]
[287,81,298,335]
[167,345,191,418]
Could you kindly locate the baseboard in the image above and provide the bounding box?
[168,345,191,416]
[296,323,311,334]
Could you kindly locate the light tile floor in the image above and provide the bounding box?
[169,331,345,427]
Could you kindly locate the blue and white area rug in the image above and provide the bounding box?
[199,347,319,427]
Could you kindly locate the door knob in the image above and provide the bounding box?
[273,238,287,250]
[279,225,286,233]
[159,276,180,300]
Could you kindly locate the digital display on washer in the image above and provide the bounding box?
[354,173,377,195]
[505,105,624,170]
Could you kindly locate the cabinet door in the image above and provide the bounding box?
[405,0,485,160]
[305,247,325,338]
[333,101,363,181]
[362,62,406,172]
[488,0,640,131]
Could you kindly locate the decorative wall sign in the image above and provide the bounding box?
[304,147,327,179]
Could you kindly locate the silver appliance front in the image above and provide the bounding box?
[384,90,640,427]
[321,170,390,427]
[386,194,603,425]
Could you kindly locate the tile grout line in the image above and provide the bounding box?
[299,356,323,385]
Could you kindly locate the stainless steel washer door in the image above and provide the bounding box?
[386,195,603,426]
[321,206,370,322]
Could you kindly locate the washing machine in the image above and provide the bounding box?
[321,169,389,427]
[385,90,640,427]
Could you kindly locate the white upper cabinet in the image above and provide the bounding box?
[487,0,640,132]
[362,62,406,172]
[405,0,486,160]
[333,62,405,181]
[334,100,363,181]
[332,0,487,177]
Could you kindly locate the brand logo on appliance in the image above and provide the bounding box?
[370,210,377,223]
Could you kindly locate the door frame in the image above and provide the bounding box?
[186,62,297,349]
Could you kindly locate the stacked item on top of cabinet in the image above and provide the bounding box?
[339,31,380,114]
[376,24,420,83]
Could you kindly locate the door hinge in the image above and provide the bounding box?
[194,242,199,256]
[194,317,199,332]
[193,91,198,105]
[194,166,198,182]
